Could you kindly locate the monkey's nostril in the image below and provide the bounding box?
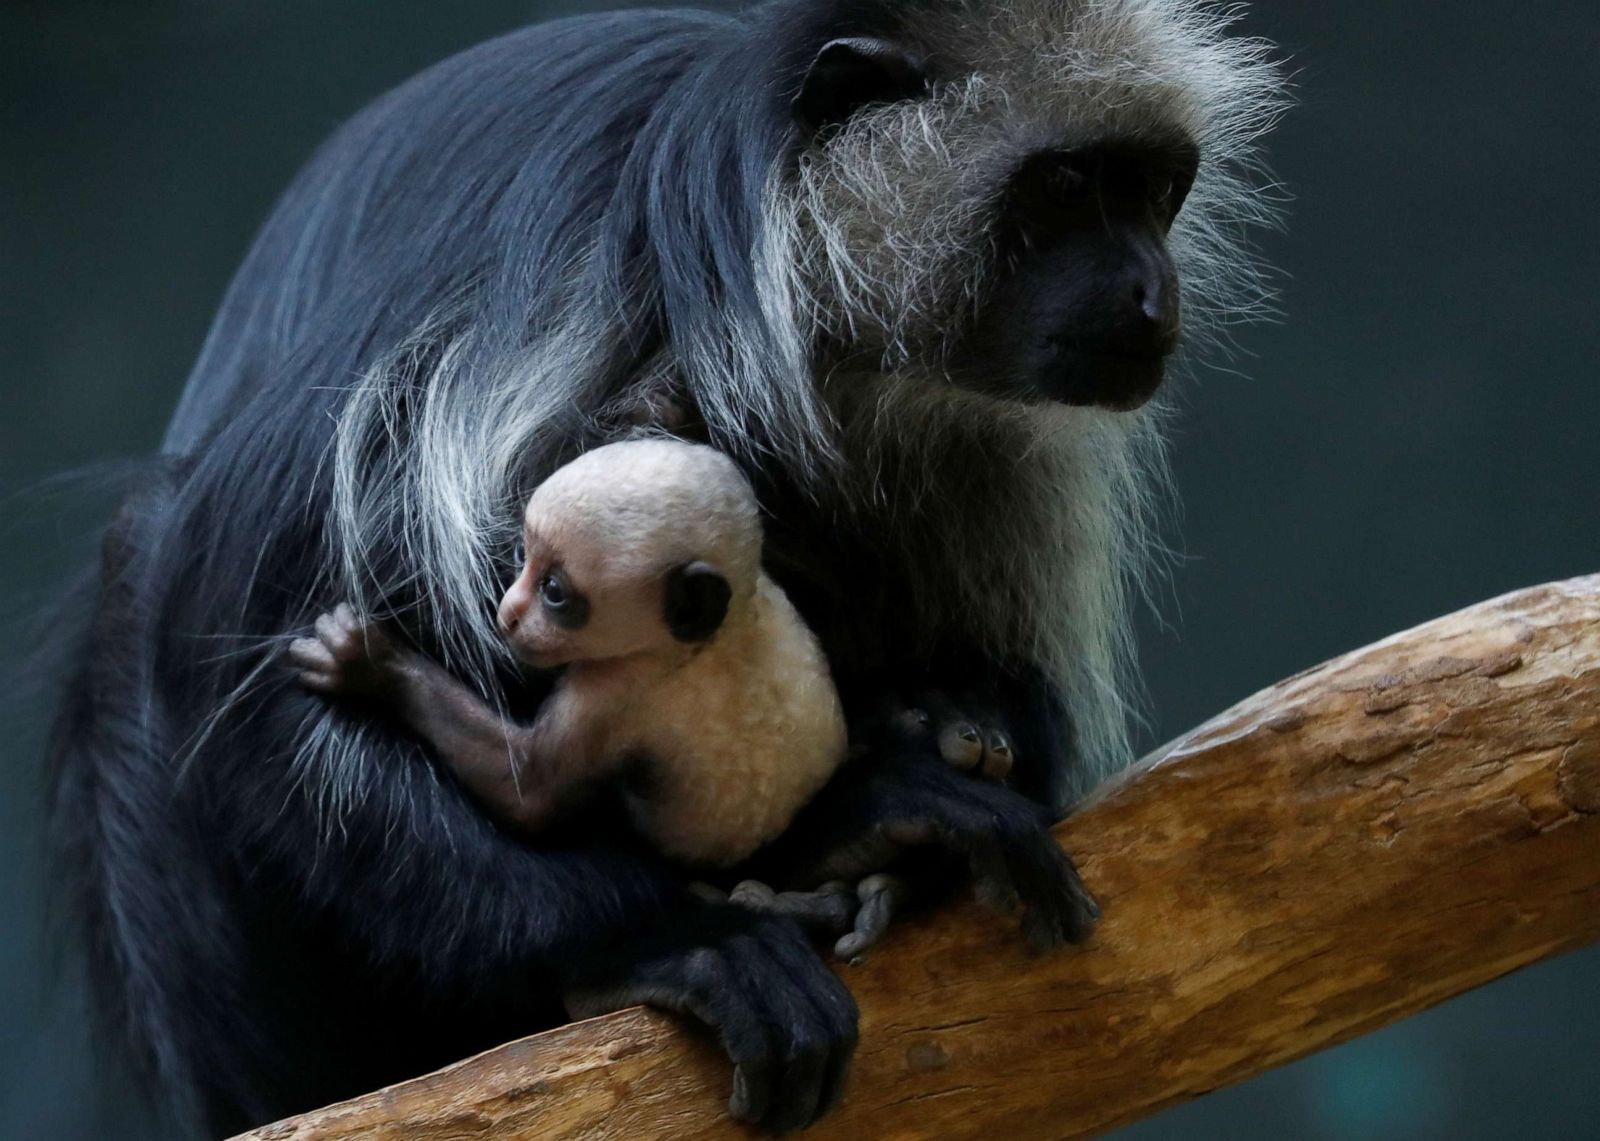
[1132,276,1166,324]
[1136,285,1160,322]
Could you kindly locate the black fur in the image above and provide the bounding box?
[663,561,733,643]
[792,36,932,132]
[48,1,1092,1134]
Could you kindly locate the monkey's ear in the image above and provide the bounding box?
[663,562,732,644]
[793,37,930,133]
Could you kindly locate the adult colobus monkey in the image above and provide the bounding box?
[48,0,1282,1134]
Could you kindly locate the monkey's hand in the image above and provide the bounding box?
[564,904,858,1132]
[288,603,401,698]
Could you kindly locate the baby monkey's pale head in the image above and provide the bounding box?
[498,439,764,669]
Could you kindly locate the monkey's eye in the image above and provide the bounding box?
[1050,162,1090,201]
[1150,173,1177,208]
[510,537,526,568]
[1149,156,1197,223]
[538,571,568,610]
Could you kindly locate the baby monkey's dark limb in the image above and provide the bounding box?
[726,877,902,965]
[730,696,1026,965]
[729,880,857,936]
[832,873,908,964]
[765,690,1095,957]
[728,868,942,965]
[290,605,582,834]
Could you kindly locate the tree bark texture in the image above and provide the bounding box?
[240,574,1600,1140]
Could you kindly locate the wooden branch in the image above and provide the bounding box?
[240,575,1600,1141]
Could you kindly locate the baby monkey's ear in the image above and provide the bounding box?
[663,561,732,643]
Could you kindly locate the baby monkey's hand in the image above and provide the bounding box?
[289,603,399,697]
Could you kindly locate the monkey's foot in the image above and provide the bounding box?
[831,874,908,964]
[288,603,394,696]
[729,879,856,934]
[728,876,908,965]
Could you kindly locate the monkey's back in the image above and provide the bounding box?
[621,575,847,866]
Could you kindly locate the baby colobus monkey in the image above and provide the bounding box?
[291,438,851,867]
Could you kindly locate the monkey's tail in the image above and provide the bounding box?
[17,457,210,1137]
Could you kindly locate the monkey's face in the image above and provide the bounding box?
[953,141,1198,411]
[498,533,720,670]
[496,537,604,669]
[785,2,1281,413]
[496,441,753,669]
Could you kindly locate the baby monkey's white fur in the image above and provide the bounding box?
[294,439,847,866]
[503,439,847,864]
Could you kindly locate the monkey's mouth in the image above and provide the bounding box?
[1036,349,1167,412]
[509,639,573,670]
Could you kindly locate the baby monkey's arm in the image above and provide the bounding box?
[289,604,598,834]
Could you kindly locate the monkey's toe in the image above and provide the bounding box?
[833,873,906,964]
[731,880,857,936]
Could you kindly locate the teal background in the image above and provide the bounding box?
[3,1,1596,1136]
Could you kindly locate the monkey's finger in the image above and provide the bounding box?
[1006,836,1098,950]
[297,670,342,694]
[288,637,336,672]
[938,719,985,769]
[315,611,365,661]
[688,881,730,906]
[314,610,350,647]
[567,954,774,1126]
[980,729,1015,781]
[729,879,777,909]
[915,690,983,769]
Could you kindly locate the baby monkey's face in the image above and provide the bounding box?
[498,439,755,670]
[497,507,733,670]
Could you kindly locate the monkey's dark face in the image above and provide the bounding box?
[956,141,1198,411]
[784,18,1280,419]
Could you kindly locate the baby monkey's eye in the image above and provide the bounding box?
[510,537,526,567]
[538,571,568,610]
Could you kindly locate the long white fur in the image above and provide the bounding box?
[320,0,1284,805]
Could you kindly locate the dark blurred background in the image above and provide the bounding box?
[2,1,1596,1136]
